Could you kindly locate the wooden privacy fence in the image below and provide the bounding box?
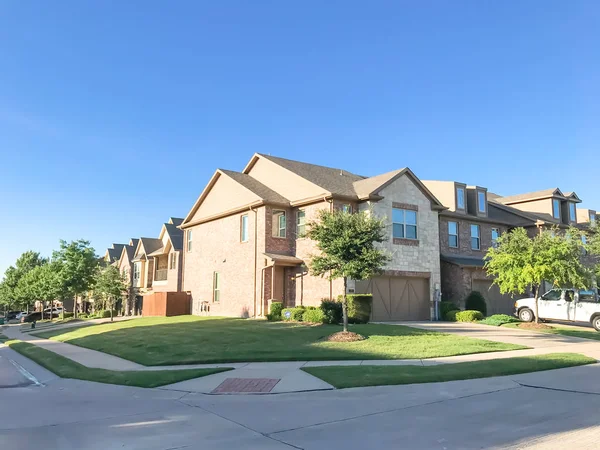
[143,292,191,317]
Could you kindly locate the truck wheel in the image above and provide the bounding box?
[519,308,534,322]
[592,316,600,332]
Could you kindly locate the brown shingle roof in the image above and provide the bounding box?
[353,169,404,199]
[258,154,364,198]
[220,169,290,205]
[496,188,565,204]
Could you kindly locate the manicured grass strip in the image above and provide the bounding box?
[503,323,600,341]
[32,316,527,365]
[3,339,231,388]
[302,353,596,389]
[0,334,8,342]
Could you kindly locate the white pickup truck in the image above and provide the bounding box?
[515,288,600,331]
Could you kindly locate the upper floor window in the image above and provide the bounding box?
[241,214,249,242]
[296,210,306,236]
[448,221,458,248]
[470,224,480,250]
[213,272,220,302]
[169,252,177,270]
[569,203,576,222]
[591,213,596,224]
[457,187,465,209]
[392,208,417,240]
[478,191,486,213]
[491,228,500,247]
[552,199,561,220]
[133,263,141,281]
[342,204,352,214]
[272,210,286,238]
[187,230,193,252]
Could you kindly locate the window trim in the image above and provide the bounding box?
[456,187,466,210]
[272,210,287,238]
[169,252,177,270]
[187,229,193,252]
[296,210,306,237]
[569,203,576,222]
[448,221,458,248]
[240,214,249,242]
[470,224,481,250]
[133,263,141,281]
[552,199,561,220]
[392,207,418,240]
[491,227,500,247]
[213,272,220,303]
[477,191,486,214]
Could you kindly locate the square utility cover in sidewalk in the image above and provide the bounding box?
[212,378,280,394]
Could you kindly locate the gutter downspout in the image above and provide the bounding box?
[251,206,258,318]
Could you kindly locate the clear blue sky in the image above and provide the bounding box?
[1,1,599,276]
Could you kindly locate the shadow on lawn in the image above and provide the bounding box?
[37,317,523,366]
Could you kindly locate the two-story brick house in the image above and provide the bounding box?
[116,238,139,315]
[180,154,446,321]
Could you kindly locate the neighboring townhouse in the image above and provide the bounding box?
[423,181,535,314]
[577,208,597,228]
[104,243,125,266]
[181,153,445,321]
[117,238,139,315]
[145,218,185,293]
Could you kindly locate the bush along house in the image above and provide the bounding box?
[180,153,446,321]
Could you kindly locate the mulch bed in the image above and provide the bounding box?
[325,331,366,342]
[517,322,553,330]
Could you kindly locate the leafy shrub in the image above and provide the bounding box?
[281,308,295,321]
[439,301,459,320]
[62,312,74,319]
[339,294,372,324]
[445,310,460,322]
[479,314,520,327]
[320,300,342,324]
[455,310,485,322]
[302,308,325,323]
[291,307,305,321]
[78,313,88,319]
[304,306,317,311]
[465,291,487,316]
[99,310,113,319]
[269,302,283,321]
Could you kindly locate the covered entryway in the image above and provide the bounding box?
[472,279,515,315]
[357,276,430,321]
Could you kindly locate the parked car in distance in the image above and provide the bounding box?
[15,312,28,321]
[21,312,42,323]
[515,288,600,331]
[5,311,22,321]
[43,307,64,317]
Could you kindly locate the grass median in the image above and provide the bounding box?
[1,339,231,388]
[503,322,600,341]
[302,353,596,389]
[33,316,527,365]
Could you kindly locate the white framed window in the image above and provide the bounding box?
[296,210,306,236]
[272,210,286,238]
[342,204,352,214]
[492,228,499,247]
[471,224,481,250]
[392,208,418,240]
[457,187,465,209]
[569,203,576,222]
[187,229,193,252]
[478,191,486,213]
[213,272,220,302]
[591,213,596,224]
[133,263,140,281]
[553,199,561,219]
[448,221,458,248]
[169,252,177,270]
[241,214,249,242]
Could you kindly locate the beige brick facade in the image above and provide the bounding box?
[439,216,508,257]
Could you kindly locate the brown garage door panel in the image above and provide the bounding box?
[368,276,430,321]
[472,280,514,316]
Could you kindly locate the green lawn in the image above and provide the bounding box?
[303,353,596,388]
[2,339,230,388]
[503,322,600,341]
[34,316,527,365]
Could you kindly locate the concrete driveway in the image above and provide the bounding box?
[1,341,600,449]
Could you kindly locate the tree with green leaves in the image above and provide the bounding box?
[16,262,63,320]
[305,208,390,332]
[52,240,98,319]
[1,251,47,311]
[93,264,127,322]
[485,227,590,323]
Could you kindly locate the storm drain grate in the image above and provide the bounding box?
[211,378,280,394]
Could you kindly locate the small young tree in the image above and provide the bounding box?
[53,240,98,319]
[305,209,390,332]
[485,227,590,323]
[16,263,62,320]
[94,265,127,322]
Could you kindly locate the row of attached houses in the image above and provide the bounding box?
[104,153,597,321]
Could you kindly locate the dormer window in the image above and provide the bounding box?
[569,203,576,222]
[591,213,596,224]
[478,191,486,214]
[552,199,561,220]
[457,187,465,210]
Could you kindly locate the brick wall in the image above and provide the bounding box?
[441,261,490,307]
[439,217,508,256]
[264,205,295,254]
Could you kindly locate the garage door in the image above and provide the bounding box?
[357,276,430,321]
[472,280,515,315]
